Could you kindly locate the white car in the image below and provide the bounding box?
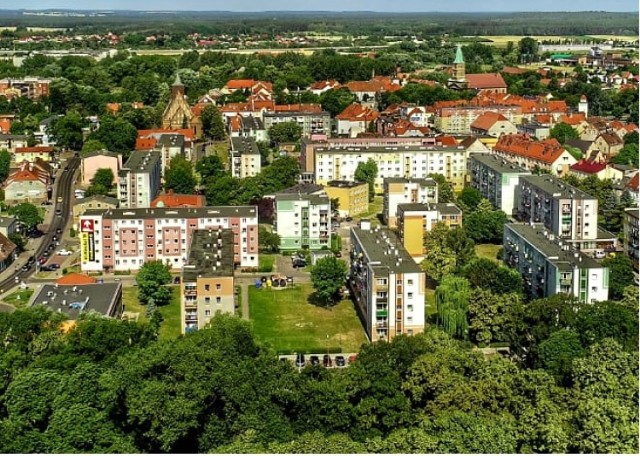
[57,249,72,256]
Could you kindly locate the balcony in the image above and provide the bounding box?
[560,279,572,286]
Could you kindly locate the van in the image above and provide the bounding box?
[593,249,605,259]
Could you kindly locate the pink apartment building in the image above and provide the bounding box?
[79,206,259,272]
[80,151,122,186]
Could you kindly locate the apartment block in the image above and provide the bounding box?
[323,180,369,217]
[434,105,523,134]
[468,153,531,213]
[623,208,639,271]
[492,134,577,176]
[263,107,331,138]
[182,229,236,334]
[397,203,463,261]
[503,223,609,303]
[350,221,426,342]
[514,175,615,251]
[383,177,438,228]
[117,150,162,209]
[79,206,259,272]
[230,137,261,179]
[274,184,330,251]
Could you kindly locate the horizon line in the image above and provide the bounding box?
[1,8,638,13]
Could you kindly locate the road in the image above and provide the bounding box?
[0,156,80,294]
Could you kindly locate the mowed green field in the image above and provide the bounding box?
[249,284,368,354]
[122,286,182,340]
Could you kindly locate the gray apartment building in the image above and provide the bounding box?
[117,150,162,209]
[263,109,331,138]
[623,208,639,271]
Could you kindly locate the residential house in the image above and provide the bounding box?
[470,111,518,137]
[383,177,438,228]
[0,232,17,272]
[350,221,426,342]
[228,114,268,142]
[336,103,379,138]
[81,151,122,186]
[230,137,261,179]
[0,134,28,153]
[79,205,259,272]
[323,180,369,218]
[181,229,236,333]
[117,150,162,209]
[468,153,531,213]
[3,159,52,203]
[274,184,330,251]
[12,146,54,164]
[623,208,639,271]
[492,134,577,176]
[0,217,18,238]
[586,133,624,161]
[0,77,51,100]
[308,80,341,96]
[73,195,119,223]
[569,160,625,181]
[503,222,609,303]
[397,202,463,261]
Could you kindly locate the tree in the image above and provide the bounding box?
[467,289,522,346]
[611,142,639,168]
[268,121,303,145]
[435,276,471,339]
[602,254,635,301]
[444,227,475,270]
[518,37,539,63]
[464,209,508,244]
[201,105,225,141]
[354,159,378,202]
[461,257,524,295]
[310,256,348,306]
[261,156,300,193]
[9,202,43,230]
[549,122,579,143]
[80,139,107,155]
[85,168,114,197]
[88,116,137,154]
[428,173,455,203]
[422,223,456,283]
[164,155,197,194]
[536,329,584,382]
[136,261,172,307]
[258,226,280,253]
[49,111,84,150]
[319,88,355,117]
[574,300,638,352]
[196,155,226,181]
[0,148,11,182]
[8,233,26,251]
[457,187,482,212]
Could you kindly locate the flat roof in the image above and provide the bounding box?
[397,202,462,215]
[183,229,235,281]
[352,226,422,274]
[74,195,119,206]
[470,153,530,174]
[264,111,329,117]
[520,175,595,200]
[122,150,161,173]
[384,177,438,186]
[30,282,122,319]
[435,203,463,215]
[326,180,367,189]
[276,183,325,196]
[0,217,16,227]
[506,223,601,269]
[316,145,466,154]
[231,137,260,155]
[83,205,257,220]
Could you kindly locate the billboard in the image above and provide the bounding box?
[80,219,94,233]
[81,232,96,262]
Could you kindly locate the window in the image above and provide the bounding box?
[216,297,221,304]
[407,292,413,299]
[216,284,221,290]
[407,279,413,285]
[205,297,211,304]
[205,309,211,316]
[205,284,210,291]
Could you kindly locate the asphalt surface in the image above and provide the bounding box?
[0,157,80,293]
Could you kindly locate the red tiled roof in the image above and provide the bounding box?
[470,111,509,131]
[336,103,379,122]
[15,146,54,153]
[627,172,639,191]
[494,134,567,165]
[309,80,340,91]
[436,135,458,147]
[225,79,255,90]
[106,102,120,113]
[56,273,97,286]
[135,138,157,150]
[151,191,206,208]
[558,113,587,126]
[570,161,607,174]
[137,128,193,140]
[346,78,401,94]
[465,73,507,89]
[599,133,623,146]
[501,66,527,75]
[274,103,322,113]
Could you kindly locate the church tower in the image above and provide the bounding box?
[161,72,203,139]
[171,72,185,98]
[453,44,466,81]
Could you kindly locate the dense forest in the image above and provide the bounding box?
[0,294,637,453]
[0,11,637,37]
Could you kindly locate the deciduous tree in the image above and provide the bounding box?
[164,155,197,194]
[9,202,43,230]
[310,256,348,306]
[136,261,172,307]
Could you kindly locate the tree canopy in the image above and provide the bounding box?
[164,155,197,194]
[310,256,348,306]
[8,202,43,229]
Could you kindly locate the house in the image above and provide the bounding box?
[492,134,577,176]
[151,190,206,209]
[12,146,54,164]
[73,195,119,223]
[274,184,330,251]
[470,111,518,137]
[383,177,438,228]
[181,229,236,334]
[34,115,60,146]
[155,133,186,175]
[350,220,426,342]
[0,232,17,273]
[323,180,369,218]
[586,133,624,160]
[336,103,379,138]
[28,282,124,319]
[230,137,261,179]
[3,159,52,203]
[0,134,28,153]
[504,223,609,303]
[569,160,625,181]
[346,78,401,108]
[263,104,331,138]
[0,114,13,134]
[79,206,259,272]
[56,273,98,286]
[0,217,18,238]
[622,208,639,271]
[228,114,268,142]
[80,151,122,186]
[308,79,341,96]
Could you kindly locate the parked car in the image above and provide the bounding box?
[348,354,357,364]
[47,244,55,251]
[40,265,53,272]
[49,263,60,270]
[323,354,332,367]
[292,259,307,268]
[335,355,346,367]
[52,235,58,242]
[21,264,30,272]
[57,196,63,203]
[56,228,62,234]
[310,355,320,366]
[57,249,72,256]
[346,216,353,222]
[38,256,47,265]
[295,353,305,367]
[55,208,62,216]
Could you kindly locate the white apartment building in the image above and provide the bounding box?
[350,221,426,342]
[230,137,261,179]
[117,150,162,209]
[382,177,438,228]
[79,206,259,272]
[504,222,609,303]
[274,184,330,251]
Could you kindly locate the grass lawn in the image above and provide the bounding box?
[249,283,368,354]
[122,286,182,340]
[259,254,275,272]
[476,244,502,263]
[359,196,383,224]
[3,289,34,308]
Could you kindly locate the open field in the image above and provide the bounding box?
[249,283,368,354]
[122,286,182,340]
[480,35,638,48]
[2,289,34,308]
[476,244,502,263]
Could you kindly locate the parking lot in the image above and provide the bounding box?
[279,352,358,369]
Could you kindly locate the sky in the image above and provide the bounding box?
[6,0,639,12]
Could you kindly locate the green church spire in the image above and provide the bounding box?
[453,44,464,64]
